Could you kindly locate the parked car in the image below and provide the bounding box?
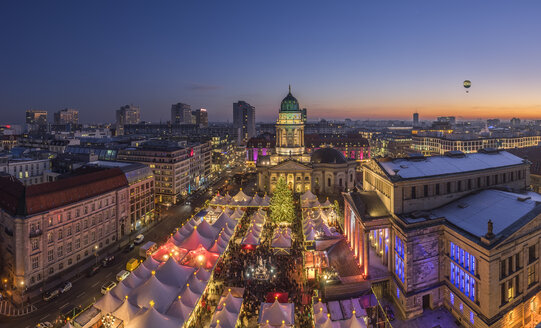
[134,234,144,245]
[126,258,140,271]
[102,255,116,267]
[59,281,72,293]
[36,322,53,328]
[124,243,135,253]
[116,270,130,282]
[86,264,101,277]
[43,289,59,301]
[101,281,117,295]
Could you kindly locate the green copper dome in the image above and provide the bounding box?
[280,85,300,112]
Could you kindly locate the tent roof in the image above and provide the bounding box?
[113,297,141,324]
[94,291,122,313]
[197,219,220,240]
[156,257,195,288]
[241,229,260,246]
[301,190,317,201]
[195,267,212,281]
[179,283,202,308]
[128,274,180,313]
[132,261,152,280]
[271,234,291,249]
[142,256,160,271]
[126,305,179,328]
[165,296,194,322]
[259,300,294,326]
[110,280,132,300]
[213,212,237,231]
[216,290,243,314]
[210,308,238,328]
[232,189,251,202]
[179,227,213,250]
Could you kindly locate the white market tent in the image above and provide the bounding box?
[242,227,261,246]
[178,227,214,250]
[155,257,195,288]
[113,296,141,324]
[126,305,180,328]
[271,234,291,249]
[258,300,295,327]
[93,291,122,313]
[110,280,133,300]
[128,274,180,313]
[165,295,194,323]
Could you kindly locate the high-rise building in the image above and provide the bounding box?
[54,108,79,125]
[25,110,48,125]
[413,112,419,126]
[192,108,209,127]
[233,101,255,142]
[437,116,456,124]
[171,103,192,124]
[115,105,140,136]
[116,105,140,126]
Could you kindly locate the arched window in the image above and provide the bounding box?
[328,178,331,187]
[339,178,342,187]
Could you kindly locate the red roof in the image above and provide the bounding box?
[0,168,128,216]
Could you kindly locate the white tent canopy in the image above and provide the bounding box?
[165,296,194,323]
[259,300,294,326]
[301,190,317,201]
[126,305,180,328]
[113,297,141,324]
[155,257,195,288]
[128,274,180,313]
[94,291,121,313]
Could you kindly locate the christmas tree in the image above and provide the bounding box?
[269,177,295,224]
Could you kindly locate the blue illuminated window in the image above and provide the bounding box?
[460,303,463,312]
[450,292,454,305]
[449,241,477,301]
[397,287,400,299]
[395,236,405,283]
[470,312,474,324]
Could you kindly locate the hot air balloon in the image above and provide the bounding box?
[463,80,471,93]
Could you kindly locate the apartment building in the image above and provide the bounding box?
[117,141,211,205]
[0,168,129,304]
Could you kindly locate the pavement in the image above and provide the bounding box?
[0,168,243,328]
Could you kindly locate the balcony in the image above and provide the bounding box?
[29,228,42,238]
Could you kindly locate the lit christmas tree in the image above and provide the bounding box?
[269,177,295,224]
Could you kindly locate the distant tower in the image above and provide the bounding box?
[171,103,192,124]
[413,112,419,127]
[275,86,304,156]
[233,101,256,142]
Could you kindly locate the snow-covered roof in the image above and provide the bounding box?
[379,151,525,180]
[429,189,541,239]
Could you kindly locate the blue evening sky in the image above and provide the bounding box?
[1,1,541,123]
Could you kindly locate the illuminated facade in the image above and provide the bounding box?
[343,150,541,327]
[257,87,357,194]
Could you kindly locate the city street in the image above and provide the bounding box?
[0,171,242,328]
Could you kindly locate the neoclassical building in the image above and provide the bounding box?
[256,88,357,195]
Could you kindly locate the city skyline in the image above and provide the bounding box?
[2,1,541,123]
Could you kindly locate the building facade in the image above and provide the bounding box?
[342,150,539,327]
[0,168,129,304]
[233,101,256,143]
[0,158,51,185]
[117,141,211,205]
[256,88,357,195]
[54,108,79,125]
[412,134,541,156]
[116,105,141,135]
[171,103,192,125]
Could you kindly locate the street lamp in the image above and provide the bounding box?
[94,245,99,265]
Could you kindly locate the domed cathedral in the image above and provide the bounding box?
[256,86,357,195]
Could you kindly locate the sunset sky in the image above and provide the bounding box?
[1,1,541,123]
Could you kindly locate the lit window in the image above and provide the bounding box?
[397,287,400,299]
[460,303,463,312]
[450,292,454,305]
[470,312,474,324]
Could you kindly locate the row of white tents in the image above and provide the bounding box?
[301,190,332,209]
[258,299,295,327]
[85,207,243,328]
[313,298,368,328]
[210,189,271,207]
[209,287,244,328]
[241,209,267,247]
[303,209,340,243]
[271,227,292,249]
